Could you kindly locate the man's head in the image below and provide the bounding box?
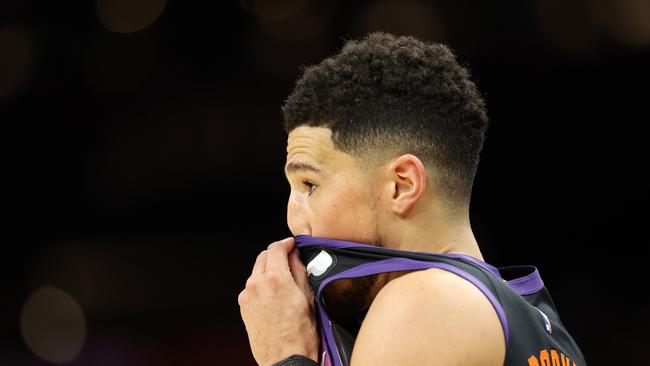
[282,32,488,248]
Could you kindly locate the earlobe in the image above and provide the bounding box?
[389,154,426,216]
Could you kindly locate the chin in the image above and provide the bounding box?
[317,231,385,248]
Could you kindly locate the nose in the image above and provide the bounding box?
[287,189,310,236]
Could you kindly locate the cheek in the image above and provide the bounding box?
[311,184,375,241]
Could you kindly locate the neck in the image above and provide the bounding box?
[362,216,484,310]
[381,208,484,260]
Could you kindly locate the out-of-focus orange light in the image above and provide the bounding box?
[257,1,335,42]
[0,24,36,101]
[357,0,444,42]
[239,0,311,22]
[20,286,87,364]
[96,0,167,33]
[594,0,650,47]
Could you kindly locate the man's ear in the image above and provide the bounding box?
[387,154,426,216]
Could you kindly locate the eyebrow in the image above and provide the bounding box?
[284,161,322,179]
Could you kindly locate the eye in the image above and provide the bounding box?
[302,180,318,195]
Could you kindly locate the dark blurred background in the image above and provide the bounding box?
[2,0,648,365]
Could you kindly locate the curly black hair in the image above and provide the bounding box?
[282,32,488,208]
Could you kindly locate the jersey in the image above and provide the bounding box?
[295,235,586,366]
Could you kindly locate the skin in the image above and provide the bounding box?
[238,126,505,365]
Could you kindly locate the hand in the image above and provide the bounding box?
[238,237,320,366]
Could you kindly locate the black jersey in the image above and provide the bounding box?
[295,235,586,366]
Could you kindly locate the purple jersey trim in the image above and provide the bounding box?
[295,235,502,278]
[314,257,510,366]
[320,325,331,366]
[502,266,545,296]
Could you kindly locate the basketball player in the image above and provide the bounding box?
[238,32,585,366]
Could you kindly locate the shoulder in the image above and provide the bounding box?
[350,268,505,366]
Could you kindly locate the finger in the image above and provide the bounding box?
[251,250,267,276]
[289,248,313,301]
[265,237,295,278]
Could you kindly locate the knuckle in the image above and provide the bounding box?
[237,290,247,306]
[257,250,267,259]
[245,276,258,289]
[265,272,283,288]
[266,272,279,283]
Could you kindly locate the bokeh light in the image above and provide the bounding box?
[239,0,311,22]
[357,0,444,41]
[0,24,36,101]
[20,286,87,364]
[593,0,650,47]
[537,0,650,52]
[97,0,167,33]
[257,0,336,42]
[535,0,600,53]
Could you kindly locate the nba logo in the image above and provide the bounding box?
[307,250,334,277]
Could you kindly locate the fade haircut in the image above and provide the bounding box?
[282,32,488,208]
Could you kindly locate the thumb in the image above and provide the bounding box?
[289,248,314,304]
